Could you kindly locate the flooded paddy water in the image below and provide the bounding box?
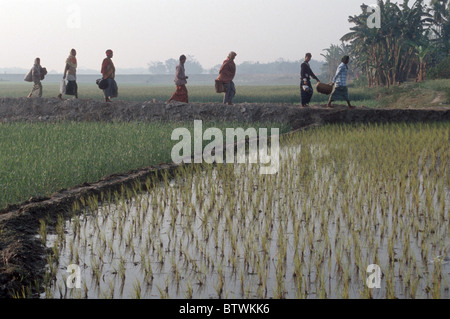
[40,123,449,299]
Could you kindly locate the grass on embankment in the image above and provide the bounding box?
[0,121,290,210]
[1,79,448,107]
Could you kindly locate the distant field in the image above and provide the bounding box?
[0,79,448,107]
[0,82,312,104]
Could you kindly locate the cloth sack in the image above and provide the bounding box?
[302,85,312,92]
[60,79,66,94]
[24,69,33,82]
[40,67,47,80]
[96,78,109,90]
[215,80,226,93]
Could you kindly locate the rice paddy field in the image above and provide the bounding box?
[0,81,367,105]
[36,122,449,299]
[0,121,288,210]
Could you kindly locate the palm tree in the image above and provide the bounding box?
[430,0,450,55]
[430,0,448,34]
[321,43,351,82]
[406,41,432,81]
[342,0,434,87]
[341,3,382,86]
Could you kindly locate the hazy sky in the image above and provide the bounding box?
[0,0,433,72]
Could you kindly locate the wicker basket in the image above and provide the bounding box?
[316,82,333,95]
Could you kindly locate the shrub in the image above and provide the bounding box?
[427,56,450,79]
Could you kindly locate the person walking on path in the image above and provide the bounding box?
[300,53,320,107]
[58,49,78,100]
[26,58,47,98]
[327,55,355,109]
[101,49,118,103]
[168,55,189,103]
[217,51,237,105]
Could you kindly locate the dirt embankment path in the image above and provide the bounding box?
[0,97,449,298]
[1,97,449,129]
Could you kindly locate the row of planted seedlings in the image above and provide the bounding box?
[36,122,449,299]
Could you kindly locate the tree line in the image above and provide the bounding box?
[148,57,324,75]
[322,0,449,87]
[149,0,449,86]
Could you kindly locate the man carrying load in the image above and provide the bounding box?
[327,55,355,109]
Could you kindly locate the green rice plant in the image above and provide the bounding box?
[0,120,289,210]
[132,279,142,299]
[118,255,126,283]
[38,219,47,245]
[40,122,449,299]
[184,280,193,299]
[215,265,225,298]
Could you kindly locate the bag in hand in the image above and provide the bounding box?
[215,80,226,93]
[60,79,66,94]
[40,67,47,80]
[24,66,47,82]
[24,69,33,82]
[96,78,109,90]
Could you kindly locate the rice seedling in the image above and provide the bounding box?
[37,122,449,299]
[132,279,142,299]
[38,219,47,245]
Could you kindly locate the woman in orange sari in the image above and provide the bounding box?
[217,51,237,105]
[168,55,189,103]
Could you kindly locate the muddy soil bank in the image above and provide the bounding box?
[1,97,449,129]
[0,97,449,298]
[0,161,182,298]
